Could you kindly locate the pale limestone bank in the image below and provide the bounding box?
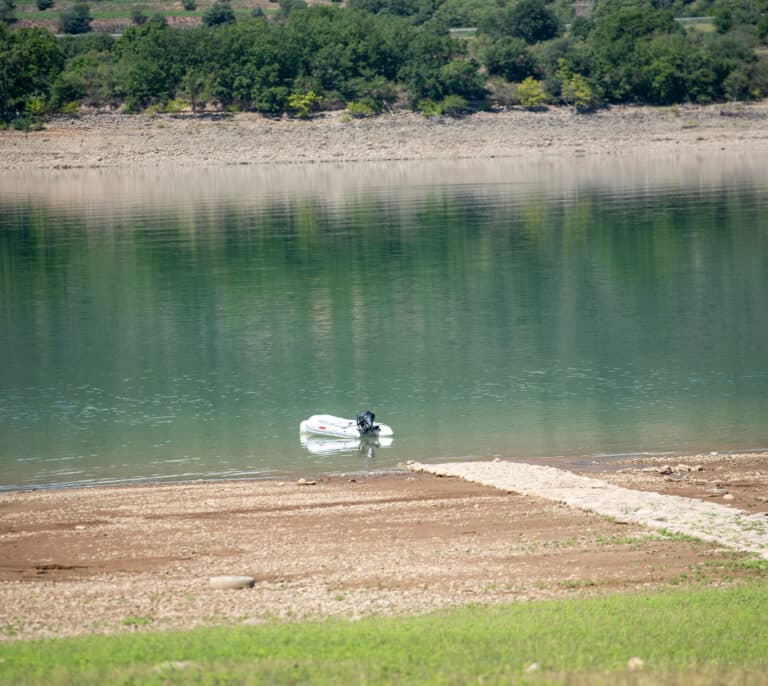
[1,103,767,170]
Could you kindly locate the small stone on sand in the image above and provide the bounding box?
[209,576,256,590]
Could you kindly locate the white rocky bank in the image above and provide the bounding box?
[406,460,768,559]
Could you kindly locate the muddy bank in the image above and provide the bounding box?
[1,103,768,170]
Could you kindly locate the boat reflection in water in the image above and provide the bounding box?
[299,434,394,459]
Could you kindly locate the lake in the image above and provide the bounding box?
[1,154,767,490]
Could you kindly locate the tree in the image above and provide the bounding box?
[36,0,54,11]
[113,20,191,110]
[587,4,676,102]
[178,67,214,112]
[0,0,16,24]
[277,0,306,20]
[0,25,63,120]
[509,0,559,44]
[131,8,148,26]
[439,59,486,100]
[59,32,115,59]
[202,0,235,27]
[713,5,733,34]
[480,0,559,44]
[51,50,116,107]
[59,3,92,34]
[347,0,439,24]
[723,67,750,100]
[482,37,538,82]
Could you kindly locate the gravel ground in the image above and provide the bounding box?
[1,103,768,170]
[408,454,768,559]
[1,454,767,641]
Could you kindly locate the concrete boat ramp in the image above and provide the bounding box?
[406,460,768,559]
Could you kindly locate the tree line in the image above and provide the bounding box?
[1,0,767,126]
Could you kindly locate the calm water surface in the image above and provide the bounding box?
[1,156,767,489]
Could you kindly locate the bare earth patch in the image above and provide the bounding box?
[1,457,767,641]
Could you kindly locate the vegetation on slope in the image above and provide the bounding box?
[1,0,767,125]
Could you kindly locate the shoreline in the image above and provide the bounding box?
[1,452,765,641]
[2,447,766,496]
[2,102,768,170]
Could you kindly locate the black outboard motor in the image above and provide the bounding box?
[356,410,380,436]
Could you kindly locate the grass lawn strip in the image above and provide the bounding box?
[407,461,768,559]
[0,584,766,685]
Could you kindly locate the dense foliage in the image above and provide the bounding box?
[1,0,767,122]
[58,2,93,35]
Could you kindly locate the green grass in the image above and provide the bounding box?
[1,583,767,685]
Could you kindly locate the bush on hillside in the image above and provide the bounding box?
[58,3,92,34]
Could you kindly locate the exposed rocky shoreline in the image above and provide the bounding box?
[1,453,766,641]
[1,102,768,170]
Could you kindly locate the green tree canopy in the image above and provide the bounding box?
[0,24,63,120]
[0,0,16,25]
[480,0,560,44]
[203,0,236,27]
[59,3,92,34]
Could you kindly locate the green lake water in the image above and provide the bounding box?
[1,155,767,489]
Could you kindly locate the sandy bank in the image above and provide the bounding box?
[1,103,767,170]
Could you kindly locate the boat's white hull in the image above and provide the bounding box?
[299,414,394,439]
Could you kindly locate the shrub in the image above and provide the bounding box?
[287,90,322,118]
[61,100,80,115]
[202,0,235,26]
[36,0,54,10]
[562,73,593,110]
[12,116,31,131]
[417,98,441,117]
[131,8,148,25]
[556,59,593,111]
[346,100,375,118]
[58,2,92,34]
[416,95,469,117]
[517,76,546,109]
[482,37,538,82]
[58,32,114,59]
[481,0,559,44]
[181,0,196,9]
[277,0,306,18]
[164,98,190,113]
[0,0,16,23]
[724,67,750,101]
[570,16,591,41]
[25,95,44,117]
[439,94,468,115]
[758,15,768,43]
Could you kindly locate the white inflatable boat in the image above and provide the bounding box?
[299,411,393,439]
